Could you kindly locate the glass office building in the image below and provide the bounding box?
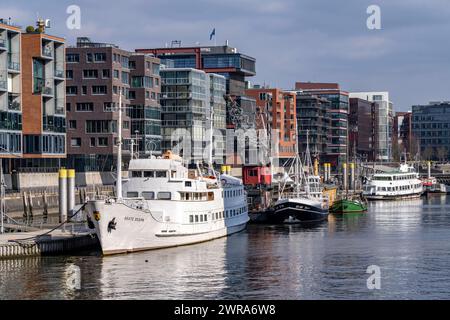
[412,101,450,160]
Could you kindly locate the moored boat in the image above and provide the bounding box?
[329,198,367,214]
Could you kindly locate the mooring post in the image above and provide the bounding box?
[67,169,75,222]
[59,169,67,224]
[343,163,348,192]
[43,191,48,223]
[22,191,28,220]
[28,192,33,222]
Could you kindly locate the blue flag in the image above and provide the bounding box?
[210,28,215,40]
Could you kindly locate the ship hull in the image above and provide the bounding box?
[268,198,328,223]
[86,200,249,255]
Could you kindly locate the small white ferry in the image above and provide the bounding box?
[85,151,249,255]
[362,163,423,200]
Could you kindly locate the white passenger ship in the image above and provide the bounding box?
[362,163,423,200]
[85,151,249,255]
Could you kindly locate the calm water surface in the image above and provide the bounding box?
[1,196,450,300]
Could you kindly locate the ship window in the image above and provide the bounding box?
[142,192,155,200]
[156,171,167,178]
[131,171,142,178]
[127,192,139,197]
[157,192,171,200]
[200,215,204,222]
[195,215,199,222]
[185,181,192,187]
[186,193,190,200]
[189,215,193,223]
[144,171,154,178]
[208,192,214,201]
[204,214,207,221]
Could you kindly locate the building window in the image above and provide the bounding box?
[123,121,129,129]
[66,86,78,95]
[71,138,81,147]
[129,61,136,69]
[114,70,119,78]
[129,91,136,100]
[90,137,96,147]
[69,120,77,129]
[66,70,73,79]
[92,86,107,95]
[76,103,94,112]
[86,53,93,62]
[66,53,80,63]
[66,103,71,111]
[83,69,98,79]
[82,86,87,95]
[94,53,107,62]
[121,72,129,85]
[98,137,108,146]
[102,69,110,78]
[86,120,117,133]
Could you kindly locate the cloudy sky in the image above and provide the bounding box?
[2,0,450,110]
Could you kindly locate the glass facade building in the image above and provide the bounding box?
[412,102,450,160]
[349,92,393,162]
[161,67,226,164]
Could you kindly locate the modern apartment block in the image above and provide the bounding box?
[350,92,393,162]
[136,43,255,96]
[20,28,66,167]
[160,67,226,164]
[295,93,331,161]
[245,87,297,165]
[349,97,374,161]
[393,111,413,159]
[0,20,22,163]
[295,82,349,167]
[412,102,450,160]
[128,54,162,157]
[66,37,161,171]
[136,44,256,133]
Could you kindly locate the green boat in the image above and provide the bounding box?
[330,198,367,214]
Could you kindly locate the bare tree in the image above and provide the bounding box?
[437,146,449,162]
[422,146,434,161]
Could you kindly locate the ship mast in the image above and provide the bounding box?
[116,91,123,200]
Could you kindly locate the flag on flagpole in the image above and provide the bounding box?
[209,28,216,41]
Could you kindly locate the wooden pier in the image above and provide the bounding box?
[0,227,99,259]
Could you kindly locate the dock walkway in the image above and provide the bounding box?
[0,227,99,259]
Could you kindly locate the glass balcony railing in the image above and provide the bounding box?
[42,86,53,96]
[8,61,20,71]
[8,94,21,111]
[54,69,64,78]
[42,47,53,58]
[55,98,65,114]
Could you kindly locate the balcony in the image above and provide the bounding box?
[0,39,6,50]
[42,46,53,59]
[8,93,20,111]
[8,61,20,72]
[161,92,192,99]
[55,98,65,115]
[0,80,6,91]
[42,86,53,97]
[54,69,64,79]
[161,78,190,85]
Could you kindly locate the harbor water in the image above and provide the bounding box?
[1,195,450,300]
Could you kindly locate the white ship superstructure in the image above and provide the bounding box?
[363,163,423,200]
[86,152,249,255]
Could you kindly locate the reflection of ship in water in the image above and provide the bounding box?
[98,239,228,299]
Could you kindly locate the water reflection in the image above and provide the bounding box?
[1,197,450,299]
